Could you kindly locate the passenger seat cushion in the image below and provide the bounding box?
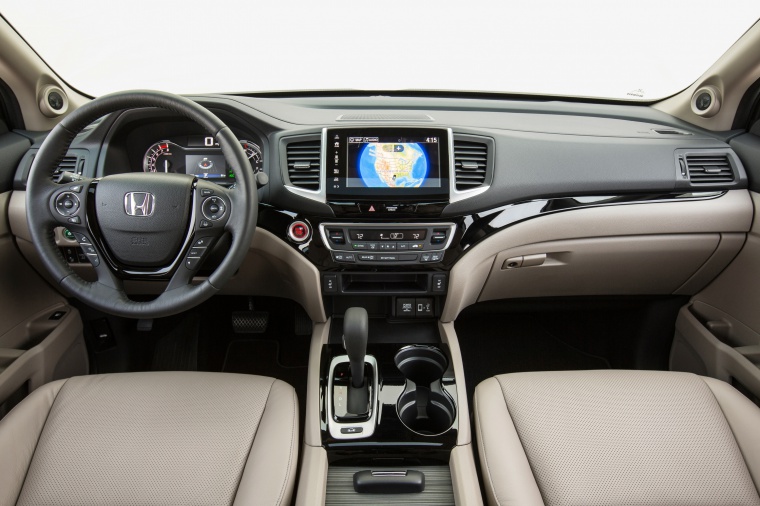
[475,370,760,506]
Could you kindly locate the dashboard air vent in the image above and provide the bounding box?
[286,140,321,190]
[685,154,734,184]
[336,113,434,122]
[453,140,488,190]
[54,155,79,175]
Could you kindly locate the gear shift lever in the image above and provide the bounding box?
[343,307,368,388]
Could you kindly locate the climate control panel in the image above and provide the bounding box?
[319,223,456,265]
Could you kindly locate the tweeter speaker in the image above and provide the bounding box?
[39,85,69,117]
[691,85,720,118]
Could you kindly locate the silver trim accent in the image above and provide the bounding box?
[450,134,491,204]
[318,222,457,253]
[327,355,379,440]
[283,132,327,204]
[123,192,155,217]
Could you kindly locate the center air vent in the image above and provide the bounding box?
[684,154,734,184]
[453,139,488,190]
[286,140,321,190]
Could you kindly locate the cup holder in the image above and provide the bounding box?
[394,345,456,436]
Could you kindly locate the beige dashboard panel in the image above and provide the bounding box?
[442,191,753,322]
[479,234,722,302]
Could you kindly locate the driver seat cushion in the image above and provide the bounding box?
[474,370,760,506]
[0,371,298,506]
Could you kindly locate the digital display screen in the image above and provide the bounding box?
[185,154,228,179]
[326,128,450,201]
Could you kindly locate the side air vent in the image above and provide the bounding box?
[54,155,79,175]
[286,140,321,190]
[685,154,734,184]
[453,139,488,190]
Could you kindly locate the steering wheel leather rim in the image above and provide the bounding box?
[26,90,257,318]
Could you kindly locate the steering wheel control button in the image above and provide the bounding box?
[81,244,97,255]
[200,188,214,197]
[69,185,83,193]
[67,216,81,224]
[193,237,212,247]
[185,256,201,270]
[62,228,75,241]
[201,196,227,221]
[199,219,212,229]
[288,221,311,243]
[86,254,100,267]
[188,247,206,257]
[55,192,80,216]
[74,232,91,244]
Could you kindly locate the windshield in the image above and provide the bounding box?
[2,0,759,100]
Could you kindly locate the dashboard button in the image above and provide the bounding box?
[429,252,443,262]
[357,254,376,262]
[323,274,338,293]
[378,254,398,261]
[397,242,409,251]
[398,254,418,261]
[432,274,447,292]
[333,252,356,263]
[379,243,396,251]
[367,243,378,250]
[352,243,368,250]
[409,243,424,250]
[287,221,310,243]
[420,253,432,263]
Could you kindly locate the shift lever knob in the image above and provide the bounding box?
[343,307,368,388]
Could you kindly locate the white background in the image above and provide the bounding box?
[2,0,759,99]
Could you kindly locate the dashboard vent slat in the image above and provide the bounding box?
[685,154,734,184]
[286,140,321,190]
[54,155,79,175]
[453,140,488,190]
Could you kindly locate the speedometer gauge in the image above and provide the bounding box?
[239,140,263,173]
[143,141,178,173]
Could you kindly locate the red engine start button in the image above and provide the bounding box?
[288,221,310,243]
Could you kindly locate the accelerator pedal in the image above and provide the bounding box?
[232,298,269,334]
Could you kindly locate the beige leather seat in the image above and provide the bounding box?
[474,370,760,506]
[0,371,298,506]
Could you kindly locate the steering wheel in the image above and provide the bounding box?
[26,91,257,318]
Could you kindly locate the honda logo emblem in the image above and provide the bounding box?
[124,192,155,217]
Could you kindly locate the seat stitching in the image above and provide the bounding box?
[16,378,70,505]
[230,377,276,505]
[275,385,297,506]
[475,379,503,506]
[496,376,548,506]
[698,376,760,497]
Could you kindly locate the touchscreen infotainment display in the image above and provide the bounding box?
[326,128,451,201]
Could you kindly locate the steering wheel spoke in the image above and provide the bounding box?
[26,91,257,318]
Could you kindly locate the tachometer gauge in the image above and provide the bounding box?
[239,140,263,173]
[143,141,178,173]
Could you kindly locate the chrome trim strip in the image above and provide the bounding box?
[318,222,457,252]
[327,355,379,440]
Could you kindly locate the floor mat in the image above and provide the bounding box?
[151,314,200,371]
[456,313,609,405]
[222,338,308,430]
